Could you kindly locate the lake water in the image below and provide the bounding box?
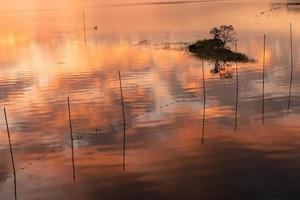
[1,0,300,199]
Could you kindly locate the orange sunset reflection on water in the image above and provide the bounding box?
[1,1,300,200]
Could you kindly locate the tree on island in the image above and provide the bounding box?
[209,25,236,49]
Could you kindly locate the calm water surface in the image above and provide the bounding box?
[1,0,300,199]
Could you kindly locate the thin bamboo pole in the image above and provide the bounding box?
[118,71,126,170]
[4,107,17,200]
[83,11,87,45]
[234,42,239,131]
[287,23,293,116]
[201,60,206,144]
[262,34,266,125]
[67,97,76,182]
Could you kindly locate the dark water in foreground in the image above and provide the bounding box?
[1,1,300,199]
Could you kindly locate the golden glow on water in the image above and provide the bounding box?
[1,1,300,199]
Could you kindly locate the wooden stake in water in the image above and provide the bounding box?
[82,11,87,45]
[287,23,293,116]
[262,34,266,125]
[67,97,76,182]
[201,60,206,144]
[234,42,239,131]
[4,107,17,200]
[118,71,126,170]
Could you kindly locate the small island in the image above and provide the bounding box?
[188,25,253,76]
[189,38,250,62]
